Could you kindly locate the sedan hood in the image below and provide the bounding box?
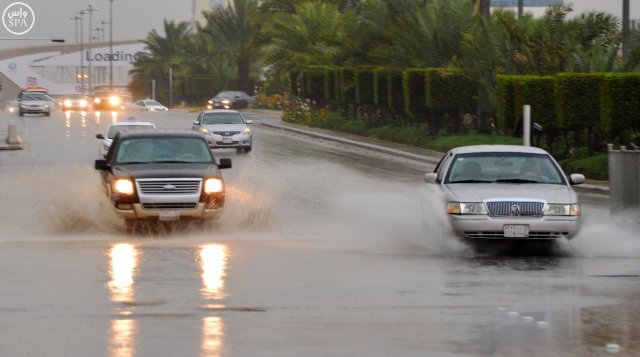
[112,163,221,179]
[202,124,245,132]
[444,183,577,203]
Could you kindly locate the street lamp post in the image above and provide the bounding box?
[69,16,80,43]
[107,0,116,90]
[86,4,99,95]
[76,9,87,95]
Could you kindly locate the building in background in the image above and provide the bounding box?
[0,41,146,102]
[193,0,231,27]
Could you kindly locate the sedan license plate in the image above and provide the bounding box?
[222,138,233,144]
[159,211,180,221]
[504,225,529,238]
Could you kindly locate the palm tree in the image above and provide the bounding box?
[260,2,348,80]
[200,0,260,93]
[130,20,191,103]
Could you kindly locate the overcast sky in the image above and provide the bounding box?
[0,0,194,49]
[0,0,636,51]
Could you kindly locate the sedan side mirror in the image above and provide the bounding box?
[246,120,253,124]
[218,158,232,169]
[569,173,585,185]
[193,120,200,126]
[424,172,438,183]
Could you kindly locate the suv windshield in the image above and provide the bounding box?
[116,137,213,164]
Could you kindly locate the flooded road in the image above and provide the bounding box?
[1,110,639,356]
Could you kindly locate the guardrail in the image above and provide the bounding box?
[608,144,640,223]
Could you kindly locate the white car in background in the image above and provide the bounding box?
[424,145,585,244]
[129,99,168,111]
[96,120,157,158]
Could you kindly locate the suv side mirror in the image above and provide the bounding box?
[218,158,232,169]
[96,133,104,139]
[95,159,108,171]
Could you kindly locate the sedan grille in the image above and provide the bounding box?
[137,179,202,195]
[213,131,240,137]
[464,231,569,239]
[486,201,544,216]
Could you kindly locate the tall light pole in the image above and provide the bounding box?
[69,16,80,43]
[622,0,630,59]
[86,4,99,95]
[107,0,116,90]
[76,9,87,95]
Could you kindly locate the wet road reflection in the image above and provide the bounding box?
[201,316,224,357]
[199,244,228,300]
[109,318,137,357]
[108,243,139,303]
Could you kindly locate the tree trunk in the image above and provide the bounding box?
[237,58,250,93]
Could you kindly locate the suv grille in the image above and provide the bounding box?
[486,201,544,216]
[137,179,202,194]
[142,203,197,209]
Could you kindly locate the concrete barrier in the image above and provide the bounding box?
[1,123,22,150]
[608,144,640,223]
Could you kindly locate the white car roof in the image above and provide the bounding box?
[449,145,550,155]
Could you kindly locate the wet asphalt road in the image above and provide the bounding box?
[1,109,639,356]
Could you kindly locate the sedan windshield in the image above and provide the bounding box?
[446,152,565,185]
[202,113,244,125]
[22,93,49,101]
[116,137,213,164]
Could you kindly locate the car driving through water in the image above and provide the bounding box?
[94,130,232,232]
[424,145,585,243]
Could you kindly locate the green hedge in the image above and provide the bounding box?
[555,73,602,131]
[403,68,427,121]
[355,66,377,106]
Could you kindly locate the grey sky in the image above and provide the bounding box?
[0,0,194,49]
[0,0,636,51]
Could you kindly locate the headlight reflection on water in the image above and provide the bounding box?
[199,244,228,300]
[108,243,139,303]
[109,318,137,357]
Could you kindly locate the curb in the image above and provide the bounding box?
[258,120,609,196]
[260,122,441,165]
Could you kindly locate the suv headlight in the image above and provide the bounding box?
[544,204,580,216]
[113,179,134,195]
[446,202,487,215]
[204,178,224,193]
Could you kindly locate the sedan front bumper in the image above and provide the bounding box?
[449,214,582,240]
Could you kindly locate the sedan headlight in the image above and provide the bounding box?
[446,202,487,215]
[544,204,581,216]
[204,178,224,193]
[200,128,211,135]
[243,127,251,135]
[113,179,134,195]
[221,99,230,104]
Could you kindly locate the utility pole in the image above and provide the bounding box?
[76,9,87,95]
[622,0,630,59]
[86,4,98,95]
[518,0,524,19]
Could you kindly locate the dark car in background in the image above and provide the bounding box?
[206,91,254,109]
[94,130,232,232]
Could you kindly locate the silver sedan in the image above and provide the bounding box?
[424,145,585,241]
[191,109,252,153]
